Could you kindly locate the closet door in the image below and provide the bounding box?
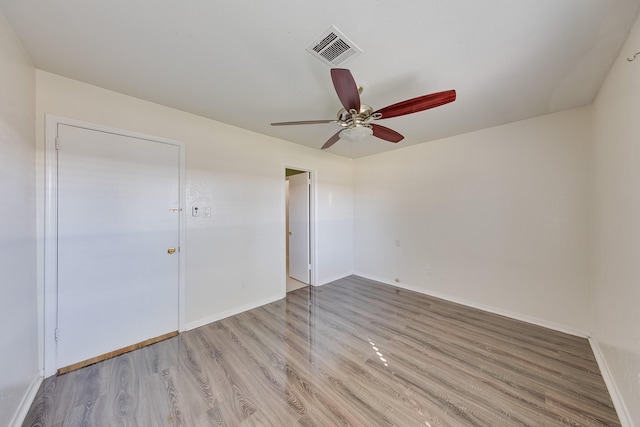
[56,124,180,370]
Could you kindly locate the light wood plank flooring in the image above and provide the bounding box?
[23,275,619,426]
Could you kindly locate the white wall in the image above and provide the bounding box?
[354,108,592,334]
[24,21,640,426]
[592,14,640,425]
[0,10,38,427]
[35,71,353,330]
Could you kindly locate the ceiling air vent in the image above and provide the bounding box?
[306,26,362,66]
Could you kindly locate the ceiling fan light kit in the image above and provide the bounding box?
[271,68,456,150]
[339,126,373,142]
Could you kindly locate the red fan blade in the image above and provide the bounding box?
[371,124,404,143]
[374,90,456,120]
[321,130,342,150]
[331,69,361,112]
[271,120,337,126]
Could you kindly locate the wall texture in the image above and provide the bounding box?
[592,13,640,424]
[35,71,353,331]
[353,108,592,335]
[0,10,38,427]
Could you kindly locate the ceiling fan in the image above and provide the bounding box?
[271,69,456,149]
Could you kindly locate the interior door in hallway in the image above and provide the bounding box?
[288,171,310,284]
[56,124,180,370]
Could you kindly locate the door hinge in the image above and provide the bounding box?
[308,264,311,270]
[55,137,60,150]
[55,328,59,342]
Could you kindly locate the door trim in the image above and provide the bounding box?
[43,115,186,377]
[283,166,316,287]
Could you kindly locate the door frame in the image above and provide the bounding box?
[284,167,316,287]
[43,115,186,377]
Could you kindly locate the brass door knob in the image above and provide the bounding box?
[167,247,176,254]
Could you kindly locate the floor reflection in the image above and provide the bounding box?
[23,275,621,426]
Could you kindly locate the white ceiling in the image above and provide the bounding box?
[1,0,639,158]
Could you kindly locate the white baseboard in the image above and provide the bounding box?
[185,293,284,331]
[9,373,42,427]
[352,272,589,338]
[589,338,634,427]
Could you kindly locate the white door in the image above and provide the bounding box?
[56,124,180,369]
[288,172,310,283]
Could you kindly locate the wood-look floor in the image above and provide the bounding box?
[23,276,620,426]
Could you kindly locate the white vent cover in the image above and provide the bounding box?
[306,26,362,66]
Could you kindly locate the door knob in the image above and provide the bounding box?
[288,231,292,235]
[167,247,176,254]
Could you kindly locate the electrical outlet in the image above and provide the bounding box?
[192,206,200,217]
[240,279,246,288]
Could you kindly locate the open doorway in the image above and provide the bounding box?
[285,168,312,292]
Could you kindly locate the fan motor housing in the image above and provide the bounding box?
[338,104,375,128]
